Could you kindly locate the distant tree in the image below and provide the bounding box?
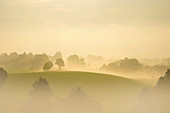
[48,51,63,63]
[80,58,86,66]
[67,55,79,64]
[101,58,143,74]
[0,67,8,89]
[67,55,86,69]
[54,51,62,59]
[55,58,65,70]
[0,53,9,66]
[9,52,18,60]
[31,54,49,71]
[0,53,50,73]
[43,61,53,71]
[87,55,104,69]
[0,53,8,58]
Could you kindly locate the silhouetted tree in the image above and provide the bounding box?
[138,69,170,113]
[30,77,52,98]
[43,61,53,71]
[55,58,65,70]
[22,77,55,113]
[0,67,7,90]
[157,69,170,88]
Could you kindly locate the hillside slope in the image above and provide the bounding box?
[1,71,147,113]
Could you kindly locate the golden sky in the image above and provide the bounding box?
[0,0,170,58]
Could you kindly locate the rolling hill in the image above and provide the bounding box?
[1,71,147,113]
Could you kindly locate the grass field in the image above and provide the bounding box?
[1,71,148,113]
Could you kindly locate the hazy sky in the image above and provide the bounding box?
[0,0,170,58]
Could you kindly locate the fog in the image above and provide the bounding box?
[1,0,170,112]
[1,69,170,113]
[0,0,170,58]
[1,52,169,80]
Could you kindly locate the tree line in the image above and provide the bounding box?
[0,52,170,78]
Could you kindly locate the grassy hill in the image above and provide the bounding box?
[1,71,147,113]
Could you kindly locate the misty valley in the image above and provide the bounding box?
[0,52,170,113]
[1,0,170,112]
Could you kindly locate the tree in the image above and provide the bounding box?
[67,55,86,70]
[9,52,18,60]
[0,52,50,73]
[101,57,143,74]
[55,58,65,70]
[138,69,170,113]
[54,51,62,59]
[87,55,104,69]
[22,77,55,113]
[31,54,49,71]
[0,67,8,89]
[30,77,53,99]
[43,61,53,71]
[157,69,170,89]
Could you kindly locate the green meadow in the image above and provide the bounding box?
[1,71,148,113]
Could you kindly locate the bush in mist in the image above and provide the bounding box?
[55,58,65,70]
[0,52,49,73]
[67,55,86,70]
[0,67,7,90]
[43,61,53,71]
[30,77,53,98]
[22,77,55,113]
[139,69,170,113]
[59,87,103,113]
